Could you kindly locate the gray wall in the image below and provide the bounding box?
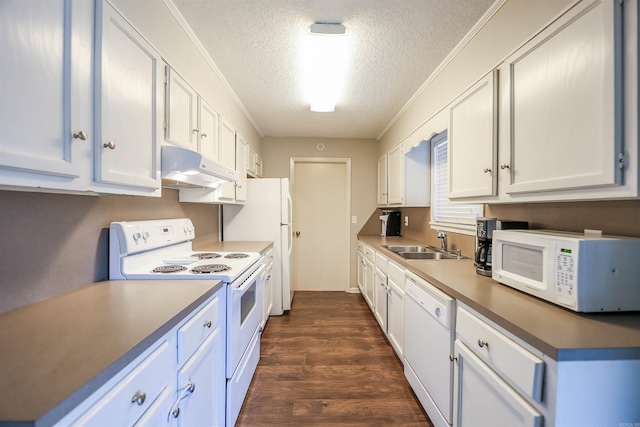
[0,190,218,313]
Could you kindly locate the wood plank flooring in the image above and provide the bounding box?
[236,291,434,426]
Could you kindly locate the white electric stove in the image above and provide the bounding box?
[109,218,263,427]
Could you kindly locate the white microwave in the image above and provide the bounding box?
[492,229,640,312]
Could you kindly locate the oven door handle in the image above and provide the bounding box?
[233,264,265,292]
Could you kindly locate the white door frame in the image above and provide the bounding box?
[290,157,352,292]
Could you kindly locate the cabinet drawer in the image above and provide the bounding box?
[387,261,405,288]
[177,296,220,366]
[375,252,387,274]
[364,245,375,262]
[456,306,544,401]
[70,339,173,426]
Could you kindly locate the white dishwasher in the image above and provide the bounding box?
[404,271,455,427]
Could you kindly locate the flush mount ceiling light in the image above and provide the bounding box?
[303,23,348,113]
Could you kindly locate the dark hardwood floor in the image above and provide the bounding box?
[236,291,434,426]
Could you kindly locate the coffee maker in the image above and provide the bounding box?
[475,218,528,276]
[475,218,496,276]
[380,210,401,236]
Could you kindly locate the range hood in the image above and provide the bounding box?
[161,146,239,189]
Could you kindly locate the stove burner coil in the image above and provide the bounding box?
[224,253,250,259]
[152,265,188,273]
[192,252,221,260]
[191,264,232,274]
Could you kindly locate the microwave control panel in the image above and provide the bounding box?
[554,242,578,308]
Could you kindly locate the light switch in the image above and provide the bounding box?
[352,216,357,224]
[404,216,409,226]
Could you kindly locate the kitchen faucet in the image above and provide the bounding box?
[437,231,447,252]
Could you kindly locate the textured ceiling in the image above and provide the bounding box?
[170,0,496,139]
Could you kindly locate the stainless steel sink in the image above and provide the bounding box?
[382,245,439,253]
[399,251,458,260]
[382,244,466,260]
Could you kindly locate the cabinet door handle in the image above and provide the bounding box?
[477,339,489,348]
[73,130,88,140]
[172,407,180,418]
[201,133,207,138]
[204,320,212,328]
[483,168,492,173]
[500,163,510,170]
[193,128,199,133]
[103,141,116,150]
[131,391,146,406]
[449,354,457,362]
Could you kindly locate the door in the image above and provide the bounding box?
[165,67,198,151]
[292,159,349,291]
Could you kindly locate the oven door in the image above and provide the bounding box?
[227,263,264,378]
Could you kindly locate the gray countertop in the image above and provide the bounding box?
[359,235,640,361]
[0,280,223,427]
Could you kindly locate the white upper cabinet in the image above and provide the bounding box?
[214,118,237,202]
[165,67,220,162]
[387,143,404,205]
[0,0,93,189]
[198,97,219,161]
[94,0,162,192]
[165,68,198,152]
[377,153,388,206]
[448,70,497,199]
[235,134,248,203]
[499,0,622,196]
[378,132,430,207]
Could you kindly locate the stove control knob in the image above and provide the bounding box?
[133,232,142,242]
[142,231,150,242]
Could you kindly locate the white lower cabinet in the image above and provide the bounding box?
[175,329,224,426]
[453,340,542,427]
[358,241,405,360]
[67,339,175,427]
[453,305,545,427]
[356,243,365,294]
[55,290,226,427]
[386,261,405,359]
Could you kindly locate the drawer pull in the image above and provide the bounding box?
[131,391,146,406]
[172,407,180,418]
[204,320,212,328]
[478,339,489,348]
[449,354,457,362]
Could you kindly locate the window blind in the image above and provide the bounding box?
[432,132,482,226]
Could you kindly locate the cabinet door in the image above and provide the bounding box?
[364,259,374,309]
[176,328,225,427]
[95,0,162,190]
[216,119,236,201]
[387,276,404,359]
[198,98,219,161]
[357,251,364,293]
[235,135,247,202]
[449,70,497,199]
[246,145,257,176]
[373,268,388,331]
[377,153,388,205]
[133,386,177,427]
[499,0,622,195]
[387,143,404,205]
[453,341,542,427]
[0,0,91,183]
[256,154,263,177]
[165,67,198,151]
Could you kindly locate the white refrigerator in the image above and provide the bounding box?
[222,178,293,315]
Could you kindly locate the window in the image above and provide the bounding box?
[430,131,482,233]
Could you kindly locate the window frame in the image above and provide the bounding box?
[429,130,483,235]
